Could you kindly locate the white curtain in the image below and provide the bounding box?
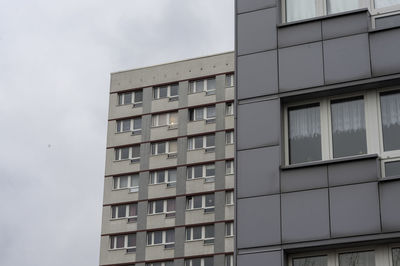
[286,0,316,22]
[328,0,360,14]
[381,92,400,127]
[331,98,365,133]
[375,0,400,8]
[289,105,321,139]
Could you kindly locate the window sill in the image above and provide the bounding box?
[281,153,378,171]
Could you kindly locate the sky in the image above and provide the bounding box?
[0,1,233,265]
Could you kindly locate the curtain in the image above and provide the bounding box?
[375,0,400,8]
[328,0,360,14]
[289,105,320,140]
[381,91,400,127]
[331,98,365,134]
[286,0,316,22]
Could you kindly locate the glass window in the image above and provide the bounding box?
[127,234,136,247]
[194,165,203,178]
[118,205,126,217]
[153,231,163,244]
[166,229,175,243]
[331,97,367,158]
[169,141,177,153]
[385,161,400,177]
[124,92,132,105]
[158,113,168,126]
[168,169,177,182]
[134,90,142,102]
[207,106,216,118]
[192,258,201,266]
[194,136,203,149]
[170,84,179,96]
[169,112,178,125]
[133,118,142,130]
[375,0,400,8]
[129,204,137,217]
[119,176,128,188]
[196,80,204,92]
[167,199,175,212]
[393,248,400,266]
[380,91,400,151]
[205,225,214,238]
[205,194,215,207]
[206,135,215,147]
[293,256,327,266]
[205,164,215,177]
[116,235,125,248]
[286,0,317,22]
[155,200,164,213]
[130,174,139,187]
[132,146,140,158]
[289,104,322,164]
[338,251,375,266]
[193,196,202,208]
[193,227,202,239]
[158,142,166,154]
[327,0,360,14]
[203,257,213,266]
[207,78,216,91]
[120,147,130,160]
[196,108,204,121]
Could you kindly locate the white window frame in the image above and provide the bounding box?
[111,203,138,219]
[185,257,214,266]
[148,199,176,215]
[151,140,178,156]
[153,83,179,100]
[189,105,216,122]
[186,194,215,210]
[149,169,177,185]
[118,90,143,105]
[226,131,234,144]
[185,225,215,241]
[225,160,234,175]
[116,117,142,133]
[113,174,140,191]
[225,191,234,205]
[189,77,216,94]
[225,222,234,237]
[226,102,234,116]
[188,135,215,151]
[109,234,136,250]
[147,229,175,246]
[225,255,234,266]
[187,164,216,180]
[225,73,234,88]
[151,112,179,127]
[114,146,140,161]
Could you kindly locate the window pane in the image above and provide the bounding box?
[167,199,176,212]
[194,165,203,178]
[153,231,163,244]
[165,262,174,266]
[158,142,166,154]
[133,118,142,130]
[225,74,232,87]
[117,205,126,218]
[286,0,316,22]
[131,146,140,158]
[386,161,400,177]
[205,225,214,238]
[289,104,321,164]
[113,177,118,189]
[194,136,203,149]
[134,90,142,102]
[187,167,193,179]
[170,84,179,96]
[328,0,360,14]
[205,164,215,177]
[116,235,125,248]
[155,200,164,213]
[192,258,201,266]
[120,147,130,159]
[118,94,123,105]
[168,169,177,182]
[380,91,400,151]
[207,78,216,91]
[196,80,204,92]
[159,86,168,98]
[130,174,139,187]
[193,227,202,239]
[169,141,177,153]
[195,108,204,121]
[393,248,400,266]
[375,0,400,8]
[122,120,131,131]
[293,256,327,266]
[169,112,178,125]
[159,113,167,125]
[205,194,214,207]
[193,196,202,208]
[129,204,137,217]
[111,206,117,218]
[206,135,215,147]
[127,234,136,247]
[203,257,213,266]
[119,176,128,188]
[124,92,132,105]
[207,106,216,118]
[166,229,175,243]
[331,97,367,158]
[339,251,375,266]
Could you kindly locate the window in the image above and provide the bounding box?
[292,255,327,266]
[393,248,400,266]
[111,203,137,219]
[148,198,176,214]
[110,234,136,249]
[186,194,215,210]
[225,74,234,87]
[225,255,233,266]
[146,261,174,266]
[149,169,177,184]
[186,224,214,241]
[226,131,234,144]
[118,90,143,106]
[187,164,215,179]
[189,106,216,121]
[188,134,215,150]
[225,222,234,237]
[114,145,140,161]
[225,160,234,175]
[153,83,179,100]
[189,77,216,94]
[225,191,234,205]
[185,257,213,266]
[113,174,139,191]
[380,90,400,152]
[147,229,175,246]
[151,140,177,155]
[152,112,178,127]
[226,102,234,116]
[116,117,142,133]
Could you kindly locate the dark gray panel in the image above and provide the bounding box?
[330,182,381,237]
[214,222,225,253]
[278,21,322,48]
[380,180,400,232]
[328,158,379,186]
[237,0,277,14]
[238,8,277,55]
[279,42,324,92]
[322,11,369,40]
[323,34,371,84]
[281,165,328,193]
[237,50,278,99]
[375,14,400,30]
[237,250,282,266]
[237,99,280,150]
[282,189,330,243]
[370,28,400,77]
[237,195,281,248]
[237,146,280,198]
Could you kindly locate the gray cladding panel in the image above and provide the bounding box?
[328,158,379,187]
[281,189,330,243]
[237,146,280,198]
[281,165,328,193]
[278,21,322,48]
[370,28,400,77]
[278,42,324,92]
[236,0,277,14]
[237,8,277,55]
[375,14,400,30]
[237,195,281,248]
[329,182,381,237]
[237,99,280,150]
[322,11,369,40]
[237,250,282,266]
[323,33,371,84]
[380,180,400,232]
[214,222,225,253]
[237,50,278,100]
[174,227,185,257]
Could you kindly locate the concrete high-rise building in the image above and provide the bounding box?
[100,52,235,266]
[235,1,400,266]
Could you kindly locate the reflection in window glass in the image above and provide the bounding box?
[393,248,400,266]
[385,161,400,177]
[339,251,375,266]
[286,0,316,22]
[380,91,400,151]
[293,256,327,266]
[289,104,321,164]
[328,0,360,14]
[375,0,400,8]
[331,97,367,158]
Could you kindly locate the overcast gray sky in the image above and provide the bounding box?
[0,1,233,265]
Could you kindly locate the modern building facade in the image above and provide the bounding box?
[100,52,235,266]
[235,1,400,266]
